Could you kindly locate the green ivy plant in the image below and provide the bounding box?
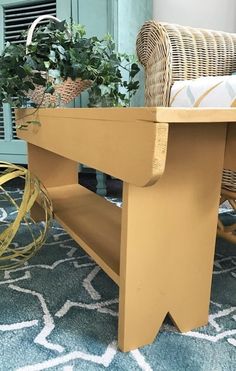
[87,34,140,107]
[0,20,140,108]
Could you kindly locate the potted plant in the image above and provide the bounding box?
[0,16,140,109]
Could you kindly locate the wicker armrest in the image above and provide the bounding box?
[136,21,236,107]
[137,21,236,243]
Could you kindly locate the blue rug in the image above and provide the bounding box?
[0,189,235,371]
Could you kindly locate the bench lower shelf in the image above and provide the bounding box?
[47,184,121,284]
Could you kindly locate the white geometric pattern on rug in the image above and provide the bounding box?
[0,189,235,370]
[17,340,118,371]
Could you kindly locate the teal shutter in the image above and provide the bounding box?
[0,107,4,141]
[75,0,118,39]
[56,0,72,22]
[117,0,153,107]
[4,1,57,44]
[0,0,58,164]
[72,0,152,108]
[71,0,118,108]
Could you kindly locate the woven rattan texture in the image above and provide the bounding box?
[222,169,236,193]
[136,21,236,107]
[27,78,91,107]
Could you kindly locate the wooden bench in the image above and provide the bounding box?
[16,106,236,351]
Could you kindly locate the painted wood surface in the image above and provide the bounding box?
[48,184,121,284]
[224,124,236,171]
[16,108,169,187]
[16,106,236,351]
[118,122,226,350]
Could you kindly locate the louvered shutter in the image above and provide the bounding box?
[0,108,4,140]
[0,0,57,163]
[4,1,57,44]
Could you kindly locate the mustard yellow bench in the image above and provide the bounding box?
[15,20,236,352]
[16,106,236,351]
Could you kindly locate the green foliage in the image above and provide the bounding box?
[0,20,140,108]
[87,36,140,107]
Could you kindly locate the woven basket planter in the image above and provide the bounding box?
[25,15,92,106]
[27,76,91,106]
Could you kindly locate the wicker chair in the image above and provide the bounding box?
[136,21,236,243]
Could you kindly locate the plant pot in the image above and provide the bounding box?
[27,77,92,107]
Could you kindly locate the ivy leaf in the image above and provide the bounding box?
[99,85,111,96]
[44,61,50,69]
[55,20,67,32]
[49,50,56,62]
[17,66,27,78]
[57,45,65,55]
[33,74,46,86]
[44,85,55,94]
[127,80,139,91]
[130,63,140,78]
[48,69,61,79]
[24,81,35,91]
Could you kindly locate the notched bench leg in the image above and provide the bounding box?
[118,124,226,351]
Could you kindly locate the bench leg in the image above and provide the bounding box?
[118,123,226,351]
[27,143,78,221]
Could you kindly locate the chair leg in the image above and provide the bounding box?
[217,191,236,243]
[96,171,107,196]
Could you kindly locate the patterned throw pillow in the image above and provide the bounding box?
[170,75,236,107]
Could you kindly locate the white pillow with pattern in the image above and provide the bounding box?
[170,75,236,107]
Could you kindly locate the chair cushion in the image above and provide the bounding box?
[170,75,236,107]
